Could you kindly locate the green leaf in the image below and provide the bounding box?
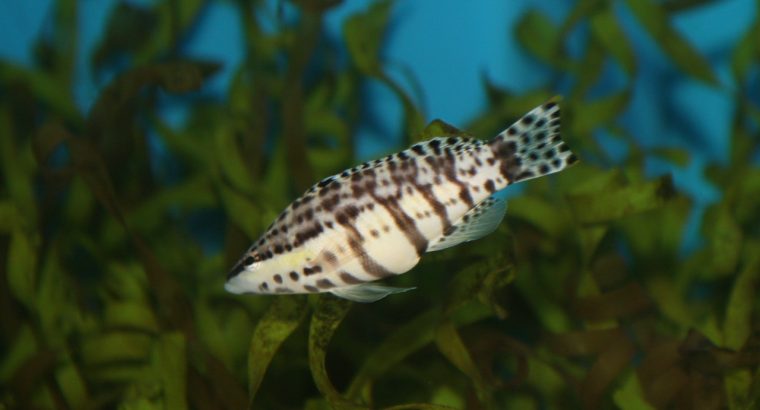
[0,325,38,383]
[515,11,566,68]
[49,0,78,80]
[569,39,606,100]
[735,168,760,225]
[54,354,91,409]
[725,370,753,410]
[564,162,626,196]
[723,242,760,350]
[152,115,213,165]
[559,0,606,36]
[133,0,206,64]
[382,404,462,410]
[91,3,158,70]
[6,229,38,310]
[507,195,570,237]
[347,305,492,401]
[308,296,364,409]
[0,108,37,226]
[590,8,636,76]
[618,196,692,261]
[0,201,21,232]
[215,126,257,194]
[730,9,760,82]
[523,357,567,403]
[218,184,262,240]
[196,295,254,372]
[343,1,424,137]
[569,91,631,136]
[701,204,742,277]
[612,370,655,410]
[263,139,294,211]
[443,253,515,318]
[624,0,718,85]
[247,296,308,404]
[577,225,609,265]
[153,332,187,410]
[6,349,59,407]
[85,364,147,386]
[429,386,465,409]
[515,270,573,333]
[649,147,691,167]
[102,176,216,244]
[566,175,677,224]
[80,332,153,366]
[434,322,491,405]
[0,63,81,123]
[343,0,393,75]
[158,60,221,93]
[379,72,426,139]
[347,308,441,400]
[305,93,352,175]
[103,301,160,333]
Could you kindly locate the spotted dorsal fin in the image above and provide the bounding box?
[427,194,508,252]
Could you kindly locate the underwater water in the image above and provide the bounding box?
[1,0,760,409]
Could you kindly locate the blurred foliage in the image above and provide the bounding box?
[1,0,760,409]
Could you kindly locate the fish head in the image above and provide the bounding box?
[224,247,316,294]
[224,251,266,294]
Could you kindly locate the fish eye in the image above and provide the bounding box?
[244,254,261,267]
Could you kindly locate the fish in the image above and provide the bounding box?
[225,99,577,302]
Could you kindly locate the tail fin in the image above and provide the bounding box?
[489,98,578,184]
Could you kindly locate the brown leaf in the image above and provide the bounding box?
[574,283,652,321]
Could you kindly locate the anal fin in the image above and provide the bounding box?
[330,284,415,303]
[427,194,508,252]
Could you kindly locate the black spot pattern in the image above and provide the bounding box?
[488,99,577,184]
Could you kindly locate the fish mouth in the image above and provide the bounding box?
[226,260,246,281]
[224,274,248,294]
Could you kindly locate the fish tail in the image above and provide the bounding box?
[489,97,578,184]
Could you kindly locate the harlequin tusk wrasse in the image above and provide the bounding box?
[225,99,578,302]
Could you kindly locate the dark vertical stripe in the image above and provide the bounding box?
[323,251,338,266]
[339,271,365,284]
[335,207,365,242]
[316,278,335,289]
[442,147,475,208]
[370,194,428,256]
[334,191,400,278]
[414,183,452,232]
[348,237,395,278]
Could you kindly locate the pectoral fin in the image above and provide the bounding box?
[427,194,508,252]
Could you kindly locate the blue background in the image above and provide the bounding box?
[1,0,756,252]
